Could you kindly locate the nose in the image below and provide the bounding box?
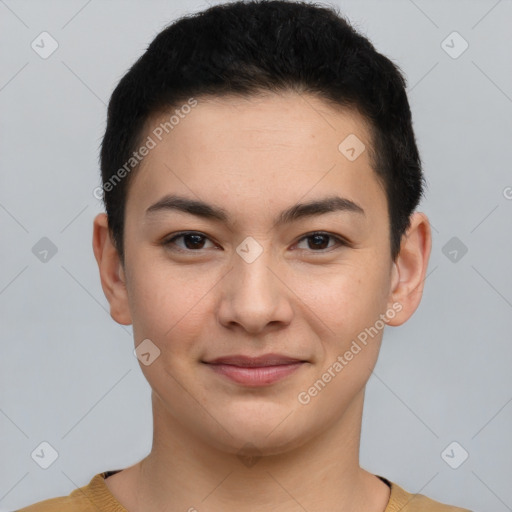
[216,242,294,335]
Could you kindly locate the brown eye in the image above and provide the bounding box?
[162,230,348,254]
[163,232,216,251]
[295,232,347,252]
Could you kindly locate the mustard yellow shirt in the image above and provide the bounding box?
[15,471,472,511]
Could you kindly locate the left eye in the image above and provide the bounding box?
[163,231,346,252]
[295,232,345,251]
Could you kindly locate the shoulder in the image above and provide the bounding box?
[15,471,124,512]
[382,476,473,512]
[15,495,94,512]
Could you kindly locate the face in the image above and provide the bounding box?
[114,92,401,455]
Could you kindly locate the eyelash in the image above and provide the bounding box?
[161,231,349,254]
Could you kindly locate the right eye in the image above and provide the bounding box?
[162,231,218,252]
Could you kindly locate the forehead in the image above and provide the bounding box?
[125,92,385,225]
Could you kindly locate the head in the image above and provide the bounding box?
[93,0,431,456]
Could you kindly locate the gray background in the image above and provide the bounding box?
[1,1,511,511]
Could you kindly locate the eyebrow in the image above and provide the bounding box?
[145,194,365,228]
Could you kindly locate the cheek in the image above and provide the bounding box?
[125,238,392,350]
[125,258,210,348]
[297,265,388,404]
[302,260,390,334]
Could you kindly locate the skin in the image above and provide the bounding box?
[93,91,431,512]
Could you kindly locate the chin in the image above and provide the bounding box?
[201,409,317,458]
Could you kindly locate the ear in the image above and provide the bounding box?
[92,213,132,325]
[386,212,432,326]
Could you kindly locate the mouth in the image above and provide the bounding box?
[202,353,307,386]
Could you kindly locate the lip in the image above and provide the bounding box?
[202,353,307,386]
[205,353,305,366]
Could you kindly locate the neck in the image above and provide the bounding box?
[113,388,390,511]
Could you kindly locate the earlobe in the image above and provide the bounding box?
[92,213,133,325]
[386,212,432,326]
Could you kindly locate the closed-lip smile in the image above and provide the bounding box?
[202,353,307,386]
[204,353,305,366]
